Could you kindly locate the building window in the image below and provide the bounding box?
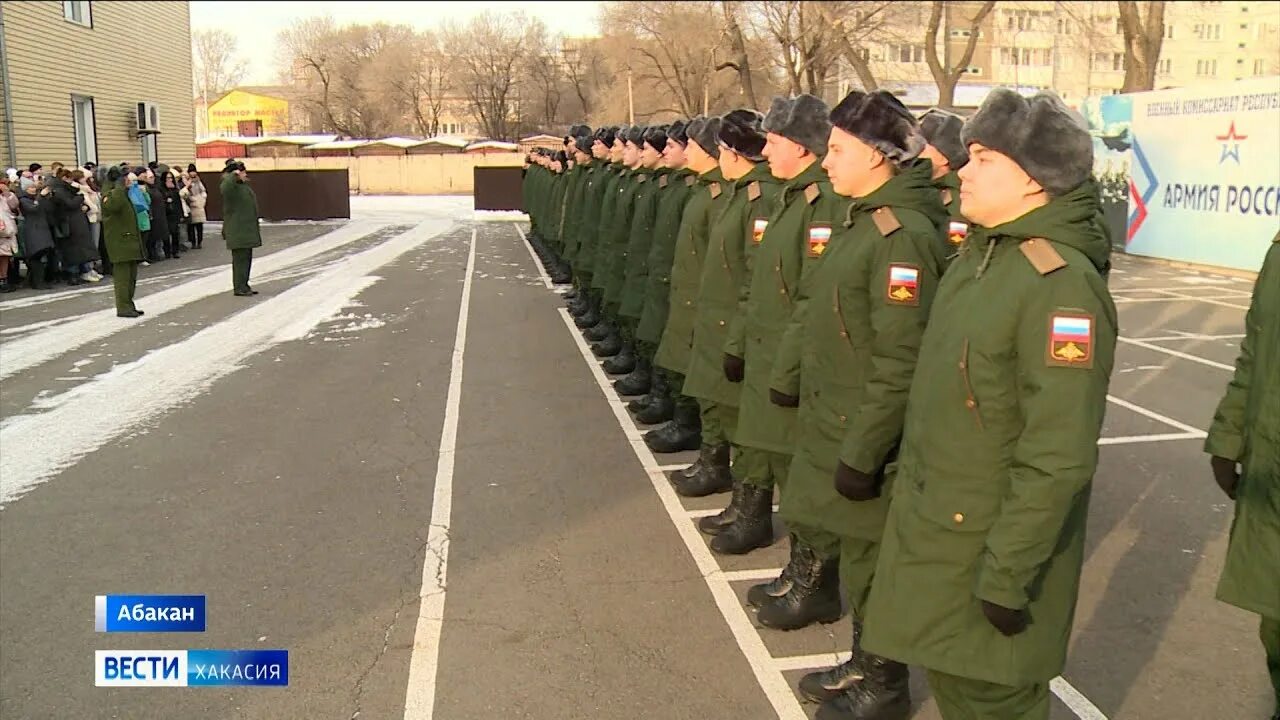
[1255,59,1267,75]
[141,134,158,165]
[1057,18,1072,34]
[1165,24,1175,39]
[1115,17,1123,34]
[1196,59,1218,76]
[963,66,982,75]
[1113,52,1124,71]
[62,1,92,27]
[71,95,97,165]
[893,44,925,63]
[1158,58,1173,74]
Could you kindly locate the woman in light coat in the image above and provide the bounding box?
[180,169,207,249]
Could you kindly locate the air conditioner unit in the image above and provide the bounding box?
[136,102,160,134]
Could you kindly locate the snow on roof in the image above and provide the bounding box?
[465,140,519,151]
[303,139,371,150]
[197,134,338,146]
[361,136,425,149]
[418,135,470,148]
[520,133,563,142]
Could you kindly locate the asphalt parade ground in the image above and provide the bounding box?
[0,196,1269,719]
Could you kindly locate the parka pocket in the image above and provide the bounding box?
[833,286,854,352]
[959,338,984,431]
[775,260,792,305]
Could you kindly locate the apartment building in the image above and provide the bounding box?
[0,1,196,169]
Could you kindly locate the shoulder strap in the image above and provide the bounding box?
[1019,238,1068,275]
[804,183,820,204]
[709,182,722,199]
[659,175,669,188]
[637,174,648,184]
[871,207,901,236]
[685,174,697,187]
[939,188,953,205]
[747,181,761,201]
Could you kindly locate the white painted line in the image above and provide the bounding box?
[1152,288,1251,310]
[686,505,778,519]
[0,220,446,506]
[771,652,852,673]
[555,307,808,720]
[658,463,689,472]
[512,223,553,289]
[1117,337,1236,371]
[404,228,477,720]
[0,221,387,381]
[1127,332,1245,342]
[1098,432,1205,446]
[1106,395,1205,436]
[1051,677,1110,720]
[0,264,223,310]
[1112,295,1249,305]
[721,568,786,583]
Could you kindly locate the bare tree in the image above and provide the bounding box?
[192,29,247,101]
[924,0,997,110]
[716,1,759,108]
[752,1,838,96]
[601,1,730,118]
[816,2,904,92]
[386,31,451,136]
[562,39,609,118]
[1117,1,1166,92]
[441,12,532,140]
[525,26,566,130]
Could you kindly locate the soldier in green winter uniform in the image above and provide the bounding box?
[860,89,1117,720]
[101,166,146,317]
[680,110,780,492]
[647,117,726,460]
[623,121,695,409]
[710,96,839,569]
[609,126,672,383]
[587,128,645,358]
[563,130,599,303]
[220,162,262,296]
[778,92,949,720]
[570,127,623,330]
[919,108,970,252]
[1206,234,1280,720]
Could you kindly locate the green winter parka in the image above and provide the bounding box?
[619,167,672,318]
[578,163,623,278]
[654,168,726,373]
[220,174,262,250]
[732,160,842,455]
[592,167,643,303]
[637,168,696,345]
[1205,235,1280,621]
[862,181,1118,687]
[682,163,779,407]
[773,159,949,542]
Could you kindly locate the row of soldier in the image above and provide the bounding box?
[520,87,1275,720]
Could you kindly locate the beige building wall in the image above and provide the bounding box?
[1,1,195,169]
[194,153,525,195]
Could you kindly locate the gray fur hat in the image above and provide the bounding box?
[829,90,925,166]
[919,108,968,169]
[762,94,832,157]
[718,109,767,162]
[687,116,721,159]
[961,89,1092,196]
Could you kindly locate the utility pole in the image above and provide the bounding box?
[627,70,634,124]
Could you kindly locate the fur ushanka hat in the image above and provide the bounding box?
[762,94,832,157]
[718,109,767,162]
[829,90,925,166]
[666,119,689,146]
[687,116,721,159]
[918,108,968,169]
[624,125,646,147]
[961,88,1092,196]
[643,125,670,153]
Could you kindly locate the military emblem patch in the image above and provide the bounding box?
[948,220,969,245]
[886,264,920,305]
[1047,313,1094,368]
[752,218,769,244]
[659,175,669,188]
[807,225,832,257]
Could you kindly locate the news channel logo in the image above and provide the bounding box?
[95,650,289,687]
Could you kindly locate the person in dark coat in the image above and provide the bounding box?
[49,168,99,284]
[220,161,262,296]
[143,168,172,260]
[161,171,183,258]
[17,180,56,289]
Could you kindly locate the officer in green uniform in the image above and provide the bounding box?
[1206,233,1280,720]
[220,161,262,296]
[715,96,839,576]
[780,91,948,720]
[571,128,621,329]
[647,117,725,461]
[612,125,672,384]
[679,111,777,482]
[587,127,646,358]
[861,89,1116,720]
[627,121,695,409]
[101,166,145,317]
[919,108,970,252]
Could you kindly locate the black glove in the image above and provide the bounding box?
[981,600,1029,637]
[834,461,879,501]
[769,388,799,408]
[1210,456,1240,500]
[723,353,744,383]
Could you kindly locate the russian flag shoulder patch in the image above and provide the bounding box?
[886,263,921,306]
[1047,312,1095,368]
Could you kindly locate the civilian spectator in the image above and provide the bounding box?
[18,179,56,290]
[161,171,183,258]
[181,169,207,249]
[49,168,99,285]
[143,167,172,260]
[75,170,104,282]
[0,177,17,293]
[127,169,153,265]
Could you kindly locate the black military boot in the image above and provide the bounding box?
[568,293,589,314]
[644,403,701,453]
[613,357,651,395]
[709,482,774,555]
[584,320,612,342]
[697,477,743,535]
[814,652,910,720]
[757,546,843,630]
[635,389,674,424]
[591,330,622,358]
[747,534,800,607]
[673,442,731,497]
[799,622,870,703]
[602,342,636,374]
[563,286,579,301]
[574,303,601,328]
[550,262,571,285]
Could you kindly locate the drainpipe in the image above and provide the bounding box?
[0,4,18,169]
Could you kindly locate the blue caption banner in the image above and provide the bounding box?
[95,649,289,687]
[95,595,206,633]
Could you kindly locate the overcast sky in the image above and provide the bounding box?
[190,1,602,85]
